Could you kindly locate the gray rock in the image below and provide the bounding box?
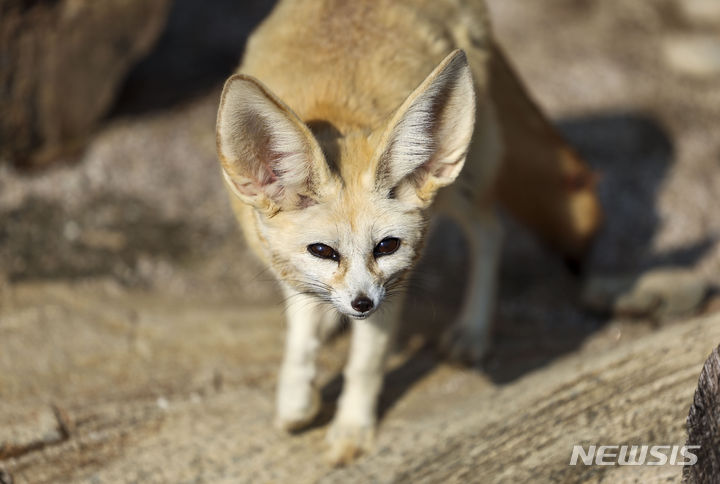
[0,405,66,460]
[663,35,720,78]
[678,0,720,25]
[582,268,709,320]
[0,0,172,166]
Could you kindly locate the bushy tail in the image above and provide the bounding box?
[490,42,603,265]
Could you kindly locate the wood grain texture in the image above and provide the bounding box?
[684,345,720,483]
[0,279,716,483]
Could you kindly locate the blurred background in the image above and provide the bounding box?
[1,0,719,482]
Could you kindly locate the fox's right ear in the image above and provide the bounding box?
[216,75,330,214]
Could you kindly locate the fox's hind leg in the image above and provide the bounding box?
[440,207,502,365]
[275,287,339,431]
[437,98,503,365]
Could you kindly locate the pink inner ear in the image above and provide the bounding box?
[297,194,317,209]
[230,177,263,198]
[431,155,463,180]
[242,116,306,202]
[244,115,282,188]
[224,91,320,207]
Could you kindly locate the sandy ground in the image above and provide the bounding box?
[1,0,719,482]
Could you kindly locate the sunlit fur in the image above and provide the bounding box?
[216,0,500,464]
[253,175,426,318]
[219,50,476,318]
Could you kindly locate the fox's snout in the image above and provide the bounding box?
[335,279,386,319]
[351,294,374,313]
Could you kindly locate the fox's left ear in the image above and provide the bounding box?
[374,49,476,208]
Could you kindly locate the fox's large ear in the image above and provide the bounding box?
[374,50,476,208]
[216,75,330,213]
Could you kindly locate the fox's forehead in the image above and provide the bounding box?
[319,189,399,240]
[271,185,419,246]
[310,124,380,188]
[302,131,394,238]
[265,128,424,245]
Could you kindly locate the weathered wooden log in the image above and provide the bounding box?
[0,278,717,482]
[684,345,720,483]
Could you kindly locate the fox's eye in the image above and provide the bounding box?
[307,243,340,261]
[374,237,401,257]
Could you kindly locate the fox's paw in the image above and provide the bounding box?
[325,421,375,466]
[440,323,489,367]
[274,384,321,432]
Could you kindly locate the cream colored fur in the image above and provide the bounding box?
[216,0,502,465]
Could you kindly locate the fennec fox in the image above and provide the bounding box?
[216,0,601,464]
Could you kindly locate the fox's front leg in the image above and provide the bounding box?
[275,286,337,431]
[326,298,401,465]
[442,208,503,365]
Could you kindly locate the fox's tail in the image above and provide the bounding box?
[489,42,603,264]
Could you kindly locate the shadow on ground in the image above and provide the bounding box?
[558,112,715,273]
[369,111,709,411]
[0,195,213,284]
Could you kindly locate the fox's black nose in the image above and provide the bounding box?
[351,295,374,313]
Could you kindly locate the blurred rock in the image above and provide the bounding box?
[0,0,172,166]
[0,405,65,460]
[663,35,720,78]
[678,0,720,26]
[705,294,720,314]
[0,270,7,308]
[582,268,709,320]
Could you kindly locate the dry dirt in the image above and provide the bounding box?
[1,0,719,482]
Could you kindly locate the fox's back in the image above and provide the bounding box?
[239,0,491,134]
